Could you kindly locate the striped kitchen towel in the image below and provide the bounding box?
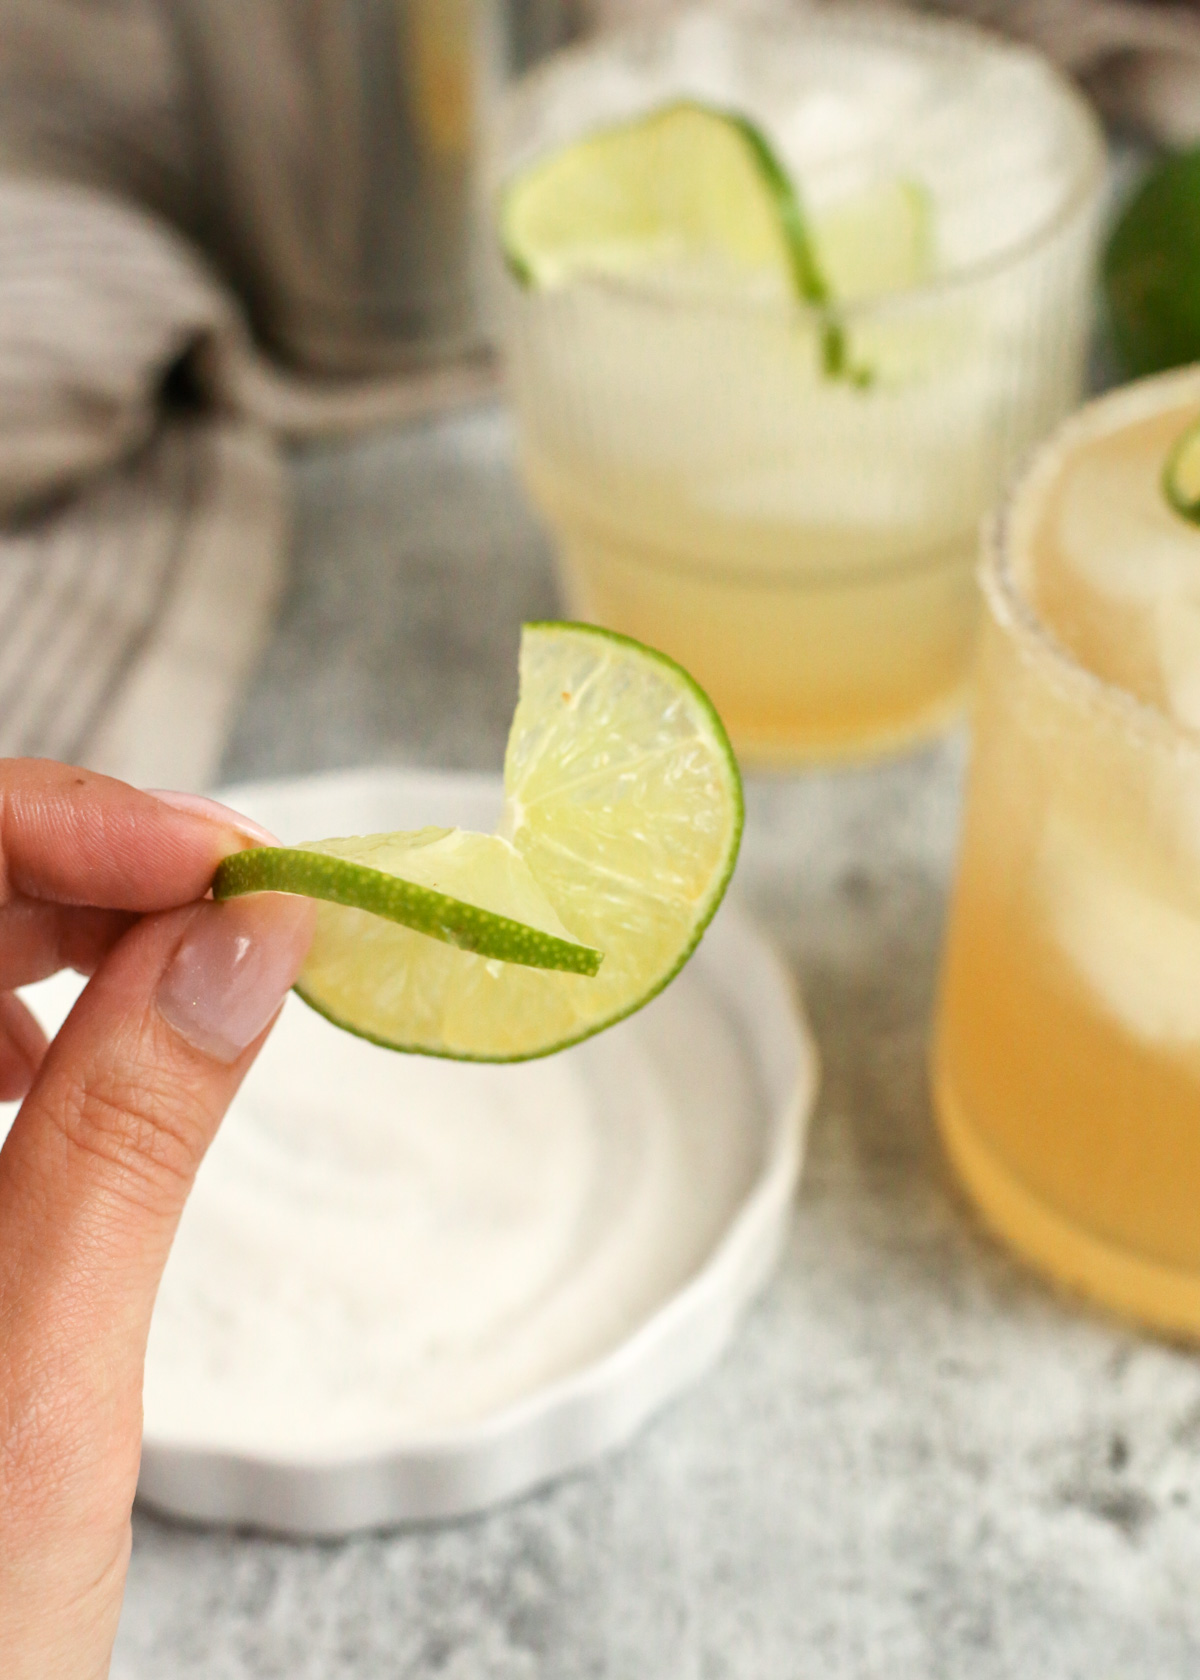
[0,175,289,790]
[0,0,497,793]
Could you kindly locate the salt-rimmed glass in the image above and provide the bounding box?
[934,366,1200,1338]
[496,5,1106,763]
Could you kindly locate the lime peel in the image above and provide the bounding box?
[500,98,828,300]
[213,844,603,976]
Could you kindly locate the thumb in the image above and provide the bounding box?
[0,890,312,1675]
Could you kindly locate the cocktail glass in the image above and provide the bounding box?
[934,366,1200,1337]
[497,6,1105,763]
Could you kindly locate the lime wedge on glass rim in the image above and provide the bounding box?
[499,97,932,379]
[213,622,743,1061]
[1164,414,1200,526]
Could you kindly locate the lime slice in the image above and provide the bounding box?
[215,623,743,1060]
[1164,415,1200,526]
[500,98,829,305]
[812,178,932,304]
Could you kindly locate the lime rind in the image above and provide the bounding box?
[721,107,855,380]
[1164,415,1200,526]
[212,844,603,976]
[720,107,828,308]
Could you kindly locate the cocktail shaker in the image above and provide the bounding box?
[169,0,581,376]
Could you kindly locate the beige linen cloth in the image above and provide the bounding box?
[0,0,494,791]
[0,176,285,790]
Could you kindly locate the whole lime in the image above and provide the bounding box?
[1105,149,1200,377]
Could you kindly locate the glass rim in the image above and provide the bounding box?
[500,4,1107,323]
[982,364,1200,759]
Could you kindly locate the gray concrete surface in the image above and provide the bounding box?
[112,406,1200,1679]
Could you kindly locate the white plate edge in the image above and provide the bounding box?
[136,768,817,1532]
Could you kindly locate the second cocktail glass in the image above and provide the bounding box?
[497,7,1104,763]
[935,367,1200,1338]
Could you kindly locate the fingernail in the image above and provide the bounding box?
[144,788,280,849]
[156,897,313,1063]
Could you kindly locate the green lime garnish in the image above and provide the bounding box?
[500,98,828,301]
[500,99,932,381]
[214,622,743,1061]
[1163,414,1200,526]
[215,834,603,976]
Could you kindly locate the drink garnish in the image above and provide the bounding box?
[499,99,931,383]
[214,622,743,1060]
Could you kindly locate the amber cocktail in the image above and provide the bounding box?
[935,368,1200,1336]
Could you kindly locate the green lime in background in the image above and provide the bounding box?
[1105,149,1200,378]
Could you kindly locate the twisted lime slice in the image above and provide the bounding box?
[501,98,829,304]
[214,623,743,1060]
[1164,415,1200,526]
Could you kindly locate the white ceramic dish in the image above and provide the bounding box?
[8,768,816,1535]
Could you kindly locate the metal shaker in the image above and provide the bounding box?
[169,0,580,376]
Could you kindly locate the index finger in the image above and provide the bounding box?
[0,760,269,912]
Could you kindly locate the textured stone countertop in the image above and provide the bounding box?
[112,406,1200,1679]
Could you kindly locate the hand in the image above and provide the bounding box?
[0,762,314,1680]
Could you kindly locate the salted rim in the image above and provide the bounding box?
[499,3,1106,321]
[983,362,1200,762]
